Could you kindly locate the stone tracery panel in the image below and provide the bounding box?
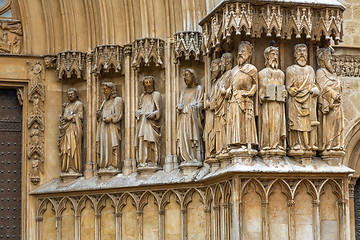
[174,31,202,63]
[56,51,86,80]
[132,38,165,71]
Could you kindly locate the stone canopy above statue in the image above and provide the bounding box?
[199,0,345,55]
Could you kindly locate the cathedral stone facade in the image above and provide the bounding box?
[1,0,360,239]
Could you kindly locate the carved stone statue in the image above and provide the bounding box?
[227,41,258,155]
[136,76,162,168]
[213,53,233,157]
[258,46,286,157]
[58,88,84,174]
[204,58,221,161]
[316,47,344,156]
[96,82,123,172]
[286,44,319,157]
[176,68,204,167]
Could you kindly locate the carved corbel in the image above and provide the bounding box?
[56,51,86,80]
[27,61,45,185]
[44,55,57,69]
[174,31,202,63]
[131,38,164,71]
[92,44,123,74]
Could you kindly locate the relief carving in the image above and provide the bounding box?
[58,88,84,177]
[56,51,86,80]
[136,76,162,170]
[93,45,123,74]
[0,20,22,54]
[176,68,204,169]
[96,82,123,175]
[258,45,286,157]
[332,55,360,77]
[132,38,164,71]
[27,61,45,185]
[316,48,344,159]
[174,31,202,63]
[227,41,258,156]
[286,44,319,158]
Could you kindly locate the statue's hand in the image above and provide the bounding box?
[135,110,141,119]
[145,112,156,119]
[96,110,101,119]
[103,116,112,123]
[282,89,288,99]
[176,104,184,113]
[310,87,320,96]
[288,87,297,96]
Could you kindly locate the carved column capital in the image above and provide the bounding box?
[349,176,358,198]
[56,51,86,80]
[124,44,132,57]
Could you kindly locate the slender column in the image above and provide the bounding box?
[181,208,188,240]
[85,51,95,178]
[339,200,346,240]
[349,177,357,240]
[56,216,62,240]
[262,200,269,240]
[91,73,99,175]
[159,209,165,240]
[313,199,320,240]
[116,212,122,240]
[132,70,138,172]
[123,44,134,175]
[213,204,220,240]
[137,210,143,240]
[95,213,101,240]
[172,51,178,166]
[222,203,230,240]
[75,214,81,240]
[36,216,43,240]
[233,177,241,240]
[288,199,295,240]
[205,206,211,240]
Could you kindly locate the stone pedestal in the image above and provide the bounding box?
[229,147,257,165]
[123,159,135,176]
[259,149,286,164]
[137,165,161,177]
[320,150,345,166]
[97,168,120,180]
[179,161,202,175]
[217,153,231,168]
[205,157,220,172]
[164,155,178,172]
[60,172,82,183]
[288,150,315,165]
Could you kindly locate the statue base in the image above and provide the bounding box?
[123,159,136,176]
[60,172,82,183]
[229,147,257,165]
[137,165,161,177]
[205,157,220,172]
[179,161,203,175]
[259,149,286,164]
[97,168,120,180]
[320,150,345,166]
[164,155,178,172]
[217,152,231,168]
[288,150,315,165]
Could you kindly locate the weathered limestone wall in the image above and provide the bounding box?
[340,0,360,47]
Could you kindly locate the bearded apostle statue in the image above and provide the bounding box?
[58,88,84,175]
[316,47,344,160]
[227,41,258,157]
[204,58,221,163]
[96,82,123,174]
[176,68,204,169]
[136,76,162,169]
[258,45,286,158]
[286,44,319,158]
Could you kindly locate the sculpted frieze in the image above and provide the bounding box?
[92,44,123,74]
[132,38,164,71]
[174,31,202,63]
[332,55,360,77]
[27,61,45,185]
[56,51,86,80]
[0,19,22,54]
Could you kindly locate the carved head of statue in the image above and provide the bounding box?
[294,44,308,67]
[220,53,234,72]
[102,82,118,99]
[183,68,199,87]
[264,46,279,69]
[66,88,79,102]
[210,59,221,81]
[142,76,155,94]
[317,47,335,74]
[237,41,253,66]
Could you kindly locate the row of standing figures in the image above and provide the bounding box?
[58,41,344,175]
